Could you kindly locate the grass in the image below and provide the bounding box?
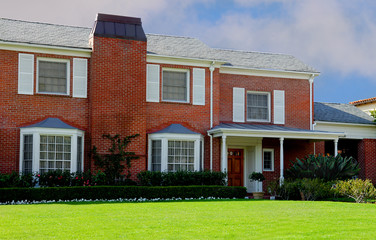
[1,200,376,239]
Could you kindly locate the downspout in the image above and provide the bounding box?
[309,74,315,130]
[209,62,215,171]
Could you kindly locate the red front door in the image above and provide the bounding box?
[227,149,244,186]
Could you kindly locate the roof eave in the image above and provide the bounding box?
[208,127,344,140]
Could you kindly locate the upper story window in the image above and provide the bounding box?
[162,69,189,102]
[247,92,270,122]
[37,58,70,95]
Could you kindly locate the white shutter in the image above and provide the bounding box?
[146,64,160,102]
[73,58,88,98]
[193,68,205,105]
[18,53,34,95]
[233,87,245,122]
[274,90,285,124]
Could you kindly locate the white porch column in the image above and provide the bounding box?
[334,139,338,156]
[279,137,284,185]
[221,135,227,172]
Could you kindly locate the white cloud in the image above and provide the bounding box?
[1,0,376,78]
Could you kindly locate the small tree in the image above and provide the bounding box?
[92,134,139,185]
[334,179,376,203]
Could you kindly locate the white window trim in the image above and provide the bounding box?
[162,68,190,103]
[263,148,274,171]
[148,133,203,172]
[19,127,84,173]
[247,91,271,122]
[36,57,70,95]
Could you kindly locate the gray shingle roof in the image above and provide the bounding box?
[146,34,318,73]
[314,102,375,125]
[0,18,91,49]
[0,17,317,73]
[152,124,200,135]
[20,118,77,129]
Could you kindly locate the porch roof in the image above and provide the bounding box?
[208,123,344,140]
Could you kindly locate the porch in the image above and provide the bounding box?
[207,123,344,192]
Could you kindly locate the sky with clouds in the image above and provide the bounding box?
[1,0,375,103]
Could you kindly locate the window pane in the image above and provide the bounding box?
[40,135,71,172]
[247,93,269,121]
[263,151,273,170]
[77,136,82,172]
[162,71,188,101]
[151,140,161,172]
[23,135,33,173]
[38,61,67,94]
[167,140,195,172]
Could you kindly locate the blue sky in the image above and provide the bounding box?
[2,0,376,103]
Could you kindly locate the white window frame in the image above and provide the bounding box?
[37,58,70,95]
[263,148,274,171]
[162,68,190,103]
[247,91,271,122]
[19,127,84,173]
[148,133,203,172]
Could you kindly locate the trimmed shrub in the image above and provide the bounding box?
[334,179,376,203]
[0,185,247,203]
[0,172,36,188]
[286,154,359,181]
[137,171,226,186]
[278,179,335,201]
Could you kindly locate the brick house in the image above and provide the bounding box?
[1,14,374,192]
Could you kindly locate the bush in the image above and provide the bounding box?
[0,185,247,203]
[0,172,36,188]
[278,179,335,201]
[38,170,72,187]
[334,179,376,203]
[286,154,359,181]
[137,171,226,186]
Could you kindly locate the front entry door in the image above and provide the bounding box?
[227,149,244,186]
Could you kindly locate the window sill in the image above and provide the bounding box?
[35,92,71,98]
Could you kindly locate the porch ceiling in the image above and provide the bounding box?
[208,123,344,140]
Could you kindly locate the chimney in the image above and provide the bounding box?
[91,13,147,42]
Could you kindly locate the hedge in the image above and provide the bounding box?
[0,186,247,203]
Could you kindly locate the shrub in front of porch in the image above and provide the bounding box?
[286,154,359,181]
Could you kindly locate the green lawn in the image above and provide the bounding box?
[1,200,376,239]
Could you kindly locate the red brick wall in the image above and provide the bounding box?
[0,49,89,173]
[219,74,311,129]
[89,36,147,179]
[262,139,315,192]
[358,139,376,183]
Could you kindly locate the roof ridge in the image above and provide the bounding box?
[211,47,296,57]
[0,17,91,30]
[146,33,200,40]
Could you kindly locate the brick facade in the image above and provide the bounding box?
[2,14,375,190]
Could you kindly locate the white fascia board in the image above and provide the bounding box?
[314,121,376,127]
[20,127,84,135]
[220,65,319,80]
[149,132,202,140]
[147,54,225,68]
[208,128,344,140]
[0,41,92,58]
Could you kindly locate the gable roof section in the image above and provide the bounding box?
[146,34,318,73]
[314,102,375,125]
[152,124,200,135]
[20,118,77,129]
[0,18,91,49]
